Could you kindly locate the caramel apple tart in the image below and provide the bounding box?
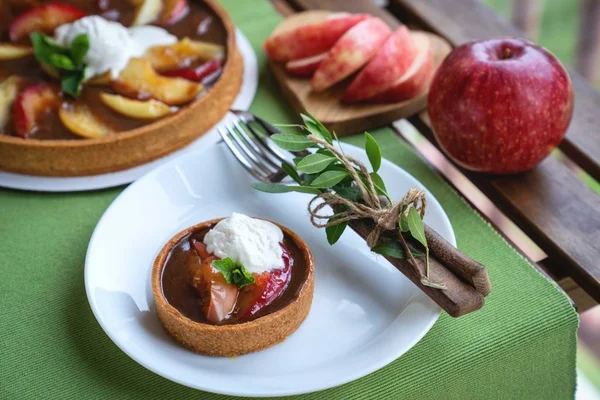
[0,0,242,176]
[152,213,314,356]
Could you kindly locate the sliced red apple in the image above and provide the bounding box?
[0,76,22,130]
[131,0,162,26]
[159,0,189,25]
[0,43,33,59]
[100,92,174,120]
[160,59,221,83]
[371,35,434,103]
[311,18,392,92]
[145,38,224,72]
[9,2,87,42]
[112,58,203,105]
[264,12,369,62]
[343,26,417,102]
[285,52,327,77]
[59,102,115,139]
[13,82,60,138]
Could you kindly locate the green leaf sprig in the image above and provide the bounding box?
[252,113,445,289]
[30,32,89,98]
[211,258,255,289]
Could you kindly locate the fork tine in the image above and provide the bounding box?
[218,125,270,182]
[225,124,275,176]
[238,115,295,164]
[232,120,282,170]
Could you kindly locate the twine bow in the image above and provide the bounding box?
[306,134,427,250]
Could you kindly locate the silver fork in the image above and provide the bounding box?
[218,110,302,183]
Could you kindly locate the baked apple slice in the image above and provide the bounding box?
[311,18,391,92]
[9,2,87,42]
[144,38,224,72]
[131,0,162,26]
[160,59,221,82]
[100,92,174,120]
[59,102,115,139]
[0,76,22,130]
[13,82,61,138]
[86,72,112,86]
[371,34,434,103]
[159,0,189,25]
[264,12,369,62]
[285,52,327,77]
[343,26,417,102]
[112,58,203,105]
[0,43,33,60]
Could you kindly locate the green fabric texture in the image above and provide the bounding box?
[0,1,578,399]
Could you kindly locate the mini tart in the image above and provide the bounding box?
[0,0,243,177]
[152,218,315,357]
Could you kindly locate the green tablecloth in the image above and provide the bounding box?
[0,1,578,399]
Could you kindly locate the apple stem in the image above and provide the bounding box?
[502,47,512,59]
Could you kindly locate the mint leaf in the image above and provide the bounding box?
[271,133,314,152]
[61,69,86,97]
[296,153,336,174]
[69,34,89,66]
[310,170,349,189]
[365,132,382,172]
[211,258,255,289]
[49,53,76,70]
[252,182,321,194]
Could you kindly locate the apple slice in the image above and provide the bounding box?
[311,18,392,92]
[160,59,221,83]
[9,2,87,42]
[144,38,224,72]
[87,72,112,86]
[0,76,22,130]
[112,58,203,105]
[131,0,162,26]
[13,82,61,138]
[59,102,115,139]
[159,0,189,25]
[0,43,33,60]
[264,12,369,62]
[285,52,327,77]
[100,92,174,120]
[343,26,417,102]
[371,34,434,103]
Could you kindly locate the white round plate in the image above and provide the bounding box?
[0,30,257,192]
[85,142,453,397]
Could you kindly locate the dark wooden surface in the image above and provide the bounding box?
[280,0,600,310]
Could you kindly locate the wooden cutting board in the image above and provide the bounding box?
[268,12,452,136]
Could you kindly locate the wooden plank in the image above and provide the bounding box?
[576,0,600,84]
[287,0,400,28]
[511,0,542,40]
[388,0,600,182]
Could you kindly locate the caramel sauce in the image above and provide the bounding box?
[161,227,309,325]
[0,0,227,140]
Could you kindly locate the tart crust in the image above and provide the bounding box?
[0,0,243,177]
[152,218,315,357]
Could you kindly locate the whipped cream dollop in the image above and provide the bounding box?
[203,213,285,274]
[54,16,177,79]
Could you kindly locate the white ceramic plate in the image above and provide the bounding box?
[85,142,453,397]
[0,30,257,192]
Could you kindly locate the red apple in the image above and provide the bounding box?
[285,52,327,77]
[264,12,369,62]
[311,18,391,92]
[343,25,416,102]
[13,82,61,138]
[428,38,573,174]
[161,59,222,83]
[371,34,434,103]
[9,2,87,42]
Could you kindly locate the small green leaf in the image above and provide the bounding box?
[282,162,302,184]
[369,172,389,197]
[310,170,349,189]
[301,113,332,143]
[211,258,255,288]
[316,148,335,158]
[407,207,427,248]
[365,132,382,172]
[296,153,336,174]
[372,242,421,259]
[49,53,76,70]
[61,70,86,97]
[252,182,321,194]
[302,173,318,185]
[271,133,314,151]
[333,182,362,202]
[399,206,410,232]
[69,33,89,66]
[325,217,347,245]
